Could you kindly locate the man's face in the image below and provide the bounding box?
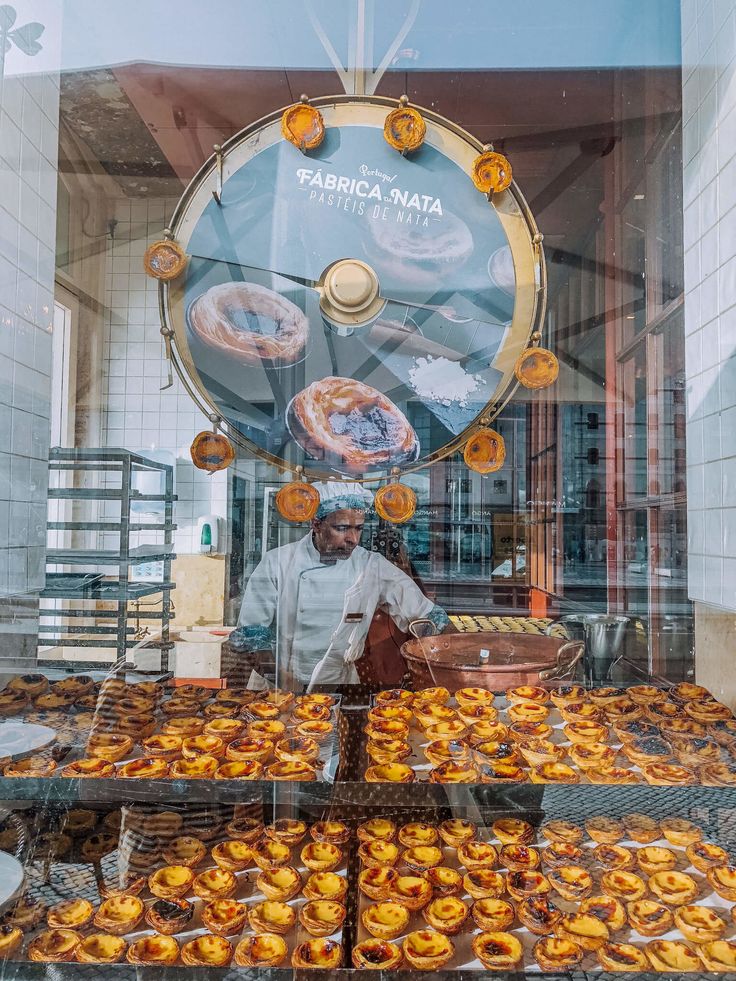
[312,509,365,559]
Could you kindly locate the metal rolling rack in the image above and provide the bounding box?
[39,448,176,670]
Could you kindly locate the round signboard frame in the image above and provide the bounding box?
[160,95,546,481]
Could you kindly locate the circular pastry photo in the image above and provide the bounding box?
[364,209,473,289]
[286,376,419,474]
[187,281,309,368]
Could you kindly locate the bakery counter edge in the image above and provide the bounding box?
[0,775,734,807]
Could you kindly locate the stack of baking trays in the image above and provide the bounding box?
[0,673,340,782]
[360,682,736,787]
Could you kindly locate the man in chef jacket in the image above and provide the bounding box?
[231,482,450,690]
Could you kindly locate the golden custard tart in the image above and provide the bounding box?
[362,900,410,940]
[225,815,263,842]
[266,817,308,845]
[670,682,712,703]
[478,761,526,783]
[141,734,182,760]
[192,867,237,901]
[116,757,169,779]
[267,760,317,781]
[397,821,438,848]
[80,832,117,862]
[593,843,636,869]
[493,817,535,844]
[87,732,134,763]
[622,736,673,766]
[251,838,292,870]
[247,700,281,721]
[597,941,650,972]
[645,939,701,972]
[376,688,414,706]
[604,698,644,722]
[0,926,22,959]
[248,719,286,740]
[75,933,127,964]
[507,684,550,703]
[438,818,476,847]
[560,701,602,723]
[675,904,727,943]
[542,841,584,868]
[698,940,736,972]
[304,871,348,902]
[234,933,288,968]
[365,719,410,742]
[580,894,627,931]
[518,739,565,767]
[550,684,588,706]
[472,930,523,970]
[365,762,414,783]
[707,865,736,901]
[500,844,540,871]
[457,840,498,869]
[301,840,342,871]
[589,686,629,705]
[423,896,469,935]
[628,684,663,705]
[455,686,494,707]
[530,761,580,784]
[358,839,399,868]
[126,935,180,965]
[622,811,660,843]
[311,819,350,844]
[403,845,444,873]
[352,938,403,970]
[516,896,562,935]
[215,760,262,779]
[257,866,302,901]
[686,840,729,870]
[506,870,551,902]
[145,898,194,935]
[47,898,94,929]
[367,739,412,765]
[93,895,144,935]
[203,718,245,742]
[425,866,463,897]
[402,929,454,970]
[615,719,661,743]
[473,739,518,765]
[548,865,593,901]
[149,865,195,900]
[468,720,509,745]
[636,846,677,876]
[161,715,204,736]
[456,703,498,726]
[660,816,702,846]
[0,690,28,716]
[291,702,331,724]
[648,870,698,905]
[464,868,506,900]
[180,934,233,967]
[424,739,470,767]
[685,699,733,723]
[211,839,252,872]
[413,700,456,726]
[248,900,296,935]
[4,756,56,777]
[587,766,640,785]
[170,755,219,779]
[359,866,398,900]
[472,897,515,931]
[533,936,584,971]
[63,757,116,779]
[8,672,49,696]
[556,911,610,951]
[388,874,433,910]
[425,721,469,743]
[201,899,248,937]
[701,761,736,786]
[508,720,553,741]
[263,687,296,709]
[507,700,550,724]
[569,742,617,771]
[4,896,47,929]
[162,835,207,867]
[541,819,583,843]
[414,686,450,706]
[291,937,342,969]
[181,734,224,759]
[601,870,648,902]
[28,929,81,962]
[275,736,320,764]
[368,704,413,726]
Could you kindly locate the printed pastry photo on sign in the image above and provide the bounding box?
[166,100,533,479]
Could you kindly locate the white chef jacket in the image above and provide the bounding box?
[238,532,438,687]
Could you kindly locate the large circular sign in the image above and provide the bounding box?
[163,96,545,480]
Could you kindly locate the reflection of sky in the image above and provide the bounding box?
[59,0,680,72]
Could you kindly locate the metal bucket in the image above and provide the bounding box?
[400,632,584,691]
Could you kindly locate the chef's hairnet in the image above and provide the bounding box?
[312,481,374,519]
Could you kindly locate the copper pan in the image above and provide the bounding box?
[400,631,584,691]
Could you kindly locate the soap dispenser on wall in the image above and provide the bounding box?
[197,515,222,555]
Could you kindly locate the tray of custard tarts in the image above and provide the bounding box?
[353,810,736,972]
[362,682,736,787]
[0,674,341,785]
[1,816,348,968]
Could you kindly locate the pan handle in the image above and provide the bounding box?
[538,640,584,682]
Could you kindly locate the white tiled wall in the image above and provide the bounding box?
[0,71,59,596]
[100,197,227,554]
